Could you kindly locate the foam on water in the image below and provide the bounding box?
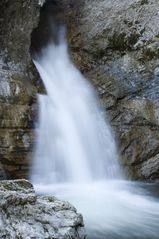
[31,35,159,238]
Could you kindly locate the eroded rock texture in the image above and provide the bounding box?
[0,179,86,239]
[1,0,159,180]
[75,0,159,179]
[59,0,159,180]
[0,0,41,179]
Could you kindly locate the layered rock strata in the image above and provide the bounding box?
[0,0,41,179]
[59,0,159,179]
[1,0,159,180]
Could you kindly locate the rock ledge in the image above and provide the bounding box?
[0,179,86,239]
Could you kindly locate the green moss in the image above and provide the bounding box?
[108,31,140,51]
[140,0,148,5]
[15,180,32,189]
[142,43,159,60]
[108,32,127,51]
[2,184,14,190]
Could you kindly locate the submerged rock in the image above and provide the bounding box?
[0,179,86,239]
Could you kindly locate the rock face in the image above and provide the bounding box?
[1,0,159,180]
[54,0,159,180]
[0,0,41,179]
[0,179,86,239]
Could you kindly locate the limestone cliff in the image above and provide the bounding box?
[1,0,159,180]
[0,0,41,179]
[63,0,159,180]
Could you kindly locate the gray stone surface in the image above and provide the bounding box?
[0,179,86,239]
[1,0,159,180]
[0,0,41,179]
[59,0,159,179]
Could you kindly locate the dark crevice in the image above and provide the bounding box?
[30,1,61,58]
[29,0,70,94]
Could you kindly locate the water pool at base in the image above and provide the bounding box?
[34,180,159,239]
[31,26,159,239]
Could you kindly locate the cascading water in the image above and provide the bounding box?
[31,39,122,184]
[31,31,159,239]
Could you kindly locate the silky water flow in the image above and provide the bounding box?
[31,33,159,239]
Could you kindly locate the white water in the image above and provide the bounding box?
[31,38,159,239]
[31,40,122,183]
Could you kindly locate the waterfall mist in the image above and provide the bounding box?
[31,28,159,239]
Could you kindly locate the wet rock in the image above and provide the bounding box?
[137,153,159,179]
[0,0,41,179]
[0,179,86,239]
[1,0,159,180]
[57,0,159,179]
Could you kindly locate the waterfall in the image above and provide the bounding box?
[31,39,122,184]
[31,31,159,239]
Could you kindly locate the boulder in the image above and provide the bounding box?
[0,179,86,239]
